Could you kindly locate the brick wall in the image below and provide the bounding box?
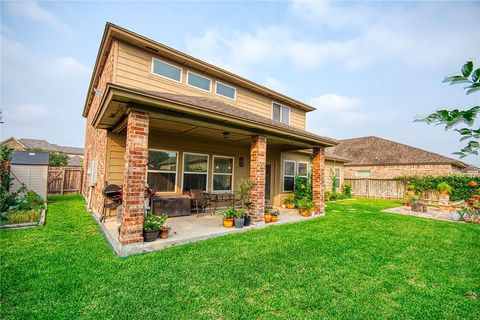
[312,147,325,214]
[250,135,266,222]
[119,110,149,245]
[82,40,117,215]
[344,164,458,179]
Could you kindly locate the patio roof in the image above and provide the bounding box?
[94,83,339,148]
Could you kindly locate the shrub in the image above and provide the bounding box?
[143,213,167,231]
[49,152,69,167]
[342,183,352,198]
[222,208,236,219]
[296,198,315,212]
[294,176,312,205]
[0,144,14,190]
[437,182,452,194]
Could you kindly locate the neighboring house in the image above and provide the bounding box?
[1,137,84,167]
[10,151,49,200]
[327,136,472,179]
[82,23,339,244]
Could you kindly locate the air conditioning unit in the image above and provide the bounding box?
[87,160,98,186]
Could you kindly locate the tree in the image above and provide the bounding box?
[415,60,480,158]
[49,152,68,167]
[0,144,14,189]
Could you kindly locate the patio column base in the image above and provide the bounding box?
[250,135,267,223]
[312,147,325,214]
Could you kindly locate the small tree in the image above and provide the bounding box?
[416,60,480,158]
[49,152,68,167]
[0,144,14,190]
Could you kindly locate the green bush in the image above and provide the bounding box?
[143,212,167,231]
[394,175,480,201]
[342,183,352,198]
[294,176,312,206]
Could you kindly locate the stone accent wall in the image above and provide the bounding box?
[250,135,266,223]
[344,164,457,179]
[119,111,149,245]
[312,147,325,214]
[82,40,117,215]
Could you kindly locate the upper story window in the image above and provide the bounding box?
[272,102,290,125]
[216,81,236,99]
[187,71,211,92]
[152,58,182,82]
[147,149,178,192]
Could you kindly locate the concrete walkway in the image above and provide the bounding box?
[100,208,324,256]
[383,206,455,222]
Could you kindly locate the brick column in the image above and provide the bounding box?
[250,135,267,223]
[312,147,325,214]
[119,110,149,245]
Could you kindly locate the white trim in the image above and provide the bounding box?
[211,155,234,193]
[181,152,209,192]
[186,70,212,92]
[147,149,179,193]
[215,81,237,100]
[271,101,291,125]
[151,58,183,83]
[282,159,296,192]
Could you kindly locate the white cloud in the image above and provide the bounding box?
[7,1,71,33]
[264,77,285,92]
[309,94,366,125]
[7,104,49,124]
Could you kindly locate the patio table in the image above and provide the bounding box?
[206,192,241,214]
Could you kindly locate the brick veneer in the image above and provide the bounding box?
[312,147,325,214]
[119,110,150,245]
[250,135,267,223]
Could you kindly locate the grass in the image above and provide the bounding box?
[1,195,479,319]
[6,209,42,224]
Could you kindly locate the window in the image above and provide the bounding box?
[212,156,234,192]
[356,170,371,178]
[183,153,208,191]
[147,150,177,192]
[216,81,236,99]
[335,168,341,188]
[298,162,309,177]
[187,71,211,92]
[283,160,296,192]
[151,58,182,82]
[272,102,290,125]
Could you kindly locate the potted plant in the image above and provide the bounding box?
[244,212,251,226]
[234,208,245,228]
[160,225,171,239]
[270,209,279,222]
[284,195,295,209]
[437,182,452,195]
[143,212,165,242]
[264,209,272,223]
[324,190,331,201]
[297,198,315,217]
[469,180,478,188]
[222,208,236,228]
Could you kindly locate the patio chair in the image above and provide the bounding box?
[189,189,215,217]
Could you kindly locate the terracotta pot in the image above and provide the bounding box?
[286,204,294,209]
[300,210,310,217]
[160,228,169,239]
[474,195,480,200]
[264,214,272,223]
[325,196,331,201]
[469,181,478,188]
[223,218,234,228]
[439,190,448,195]
[271,216,278,222]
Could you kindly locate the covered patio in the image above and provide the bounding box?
[92,83,335,246]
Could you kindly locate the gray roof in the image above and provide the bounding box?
[11,151,49,165]
[18,139,84,155]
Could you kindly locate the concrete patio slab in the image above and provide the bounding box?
[384,206,456,222]
[97,208,324,256]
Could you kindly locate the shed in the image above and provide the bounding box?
[10,151,49,200]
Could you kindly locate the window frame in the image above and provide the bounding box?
[282,159,297,192]
[147,149,179,194]
[356,170,371,178]
[335,168,341,188]
[271,101,291,125]
[151,58,183,83]
[297,161,309,178]
[186,71,212,92]
[215,81,237,100]
[211,155,235,193]
[181,152,209,192]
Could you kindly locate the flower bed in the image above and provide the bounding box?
[0,186,47,229]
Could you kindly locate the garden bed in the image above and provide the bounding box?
[0,202,47,229]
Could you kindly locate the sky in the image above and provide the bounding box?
[1,0,479,165]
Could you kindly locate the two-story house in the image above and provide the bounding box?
[82,23,342,245]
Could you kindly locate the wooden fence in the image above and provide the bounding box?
[48,167,83,195]
[344,178,405,199]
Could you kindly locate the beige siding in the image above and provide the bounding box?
[114,41,306,129]
[324,160,344,192]
[10,164,48,200]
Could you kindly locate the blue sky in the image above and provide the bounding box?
[1,1,479,165]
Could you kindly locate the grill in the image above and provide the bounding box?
[102,183,123,222]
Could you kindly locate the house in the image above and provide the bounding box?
[327,136,471,179]
[82,23,342,245]
[1,137,84,167]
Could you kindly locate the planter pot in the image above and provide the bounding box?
[234,217,245,228]
[286,204,294,209]
[264,214,272,223]
[300,210,310,217]
[450,212,461,221]
[271,216,278,222]
[325,196,331,201]
[143,230,159,242]
[469,181,478,188]
[281,204,286,209]
[244,215,251,226]
[160,228,170,239]
[223,219,234,228]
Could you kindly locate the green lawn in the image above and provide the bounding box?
[1,195,479,319]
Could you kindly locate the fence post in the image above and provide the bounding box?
[60,169,65,195]
[366,178,370,198]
